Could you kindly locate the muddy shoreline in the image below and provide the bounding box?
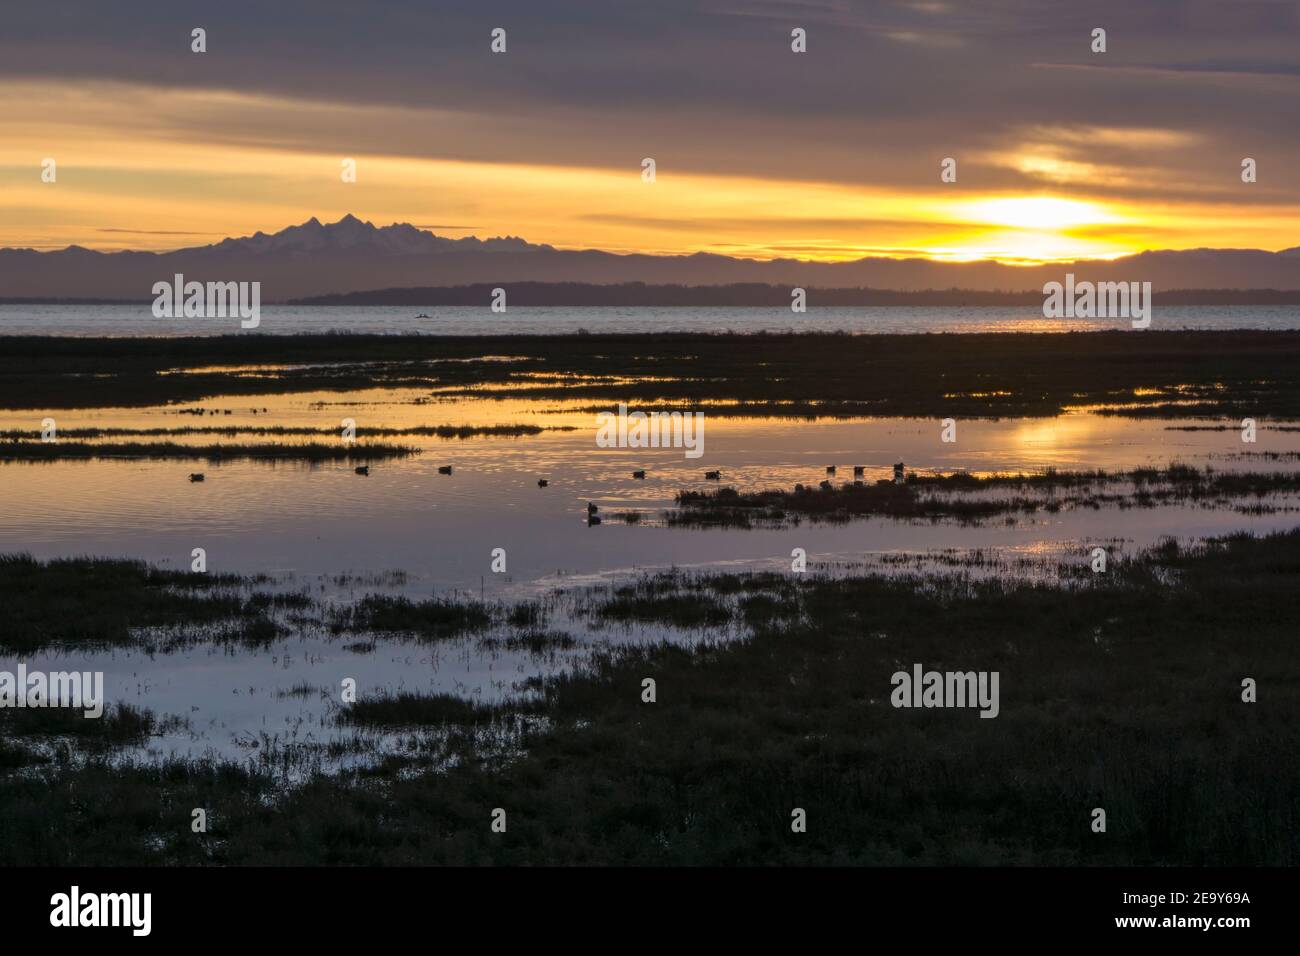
[5,330,1300,418]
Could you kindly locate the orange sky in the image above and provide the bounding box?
[3,6,1299,264]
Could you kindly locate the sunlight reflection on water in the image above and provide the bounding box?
[4,388,1300,770]
[4,303,1300,336]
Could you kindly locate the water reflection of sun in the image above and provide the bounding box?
[1009,414,1102,464]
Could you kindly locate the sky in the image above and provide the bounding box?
[1,0,1298,262]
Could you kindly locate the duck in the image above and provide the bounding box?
[537,478,549,487]
[587,502,599,515]
[705,470,721,480]
[853,465,865,476]
[819,479,833,490]
[632,470,646,479]
[355,466,369,476]
[826,465,836,475]
[438,465,453,475]
[189,473,205,482]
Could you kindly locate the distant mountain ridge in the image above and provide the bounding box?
[3,214,1299,301]
[206,215,541,257]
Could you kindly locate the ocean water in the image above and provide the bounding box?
[3,303,1300,336]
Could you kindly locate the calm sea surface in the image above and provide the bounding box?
[3,303,1300,336]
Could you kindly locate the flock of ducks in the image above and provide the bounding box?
[190,462,905,484]
[188,462,450,481]
[187,460,907,526]
[191,463,904,484]
[800,462,906,493]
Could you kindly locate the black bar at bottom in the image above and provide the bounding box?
[0,866,1285,941]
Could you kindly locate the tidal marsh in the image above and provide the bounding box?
[0,554,304,654]
[0,441,418,462]
[2,529,1297,865]
[668,464,1300,528]
[5,329,1300,867]
[6,330,1300,418]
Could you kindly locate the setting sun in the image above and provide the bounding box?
[961,196,1121,232]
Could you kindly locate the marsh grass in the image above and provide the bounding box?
[482,630,578,654]
[338,691,506,727]
[585,577,734,630]
[668,465,1300,527]
[3,531,1299,865]
[0,739,49,769]
[0,554,298,653]
[328,594,493,639]
[0,702,156,743]
[0,424,571,440]
[0,703,175,774]
[7,331,1300,418]
[0,441,417,462]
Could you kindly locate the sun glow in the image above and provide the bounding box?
[1,79,1297,263]
[959,196,1122,232]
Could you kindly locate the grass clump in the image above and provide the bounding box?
[329,594,492,639]
[0,554,288,653]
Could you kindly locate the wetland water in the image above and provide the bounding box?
[4,319,1300,772]
[4,393,1300,767]
[5,398,1299,585]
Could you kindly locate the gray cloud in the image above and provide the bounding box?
[1,0,1297,203]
